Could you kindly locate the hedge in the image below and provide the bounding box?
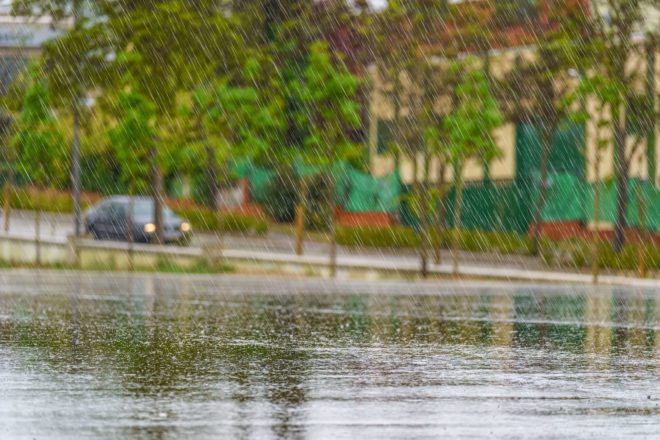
[336,225,422,249]
[175,207,268,235]
[337,225,660,272]
[539,238,660,271]
[337,225,532,255]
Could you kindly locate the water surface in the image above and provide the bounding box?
[0,272,658,439]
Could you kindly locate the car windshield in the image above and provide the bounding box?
[131,200,176,218]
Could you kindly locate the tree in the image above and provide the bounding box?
[589,0,657,252]
[11,65,67,264]
[422,62,459,265]
[12,65,68,190]
[176,58,284,209]
[108,84,156,198]
[372,0,451,277]
[566,74,616,283]
[501,0,592,254]
[106,73,160,269]
[289,41,361,276]
[444,66,503,275]
[13,0,103,236]
[97,0,240,244]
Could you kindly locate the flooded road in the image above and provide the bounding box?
[0,272,658,439]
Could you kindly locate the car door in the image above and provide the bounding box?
[106,202,128,240]
[89,202,110,238]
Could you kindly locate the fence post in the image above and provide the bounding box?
[35,210,41,266]
[202,241,223,272]
[67,234,80,268]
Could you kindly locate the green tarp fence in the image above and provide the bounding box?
[401,173,660,234]
[528,172,660,231]
[231,159,402,214]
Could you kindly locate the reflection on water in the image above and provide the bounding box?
[0,273,658,439]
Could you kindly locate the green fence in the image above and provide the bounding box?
[401,173,660,234]
[232,159,402,214]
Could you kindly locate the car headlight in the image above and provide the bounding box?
[180,222,191,232]
[144,223,156,233]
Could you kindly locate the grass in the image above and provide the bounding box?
[0,258,234,275]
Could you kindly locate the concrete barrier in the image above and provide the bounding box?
[0,233,203,270]
[0,233,656,287]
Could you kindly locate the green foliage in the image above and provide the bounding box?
[305,174,333,231]
[207,61,284,164]
[337,225,533,256]
[175,207,268,235]
[290,41,362,167]
[262,168,332,231]
[11,65,68,189]
[107,86,156,193]
[444,67,504,167]
[263,166,298,223]
[540,238,660,272]
[337,225,422,249]
[10,186,76,212]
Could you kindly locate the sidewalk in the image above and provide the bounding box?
[2,209,658,288]
[220,247,659,288]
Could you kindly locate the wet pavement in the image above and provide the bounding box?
[0,271,658,439]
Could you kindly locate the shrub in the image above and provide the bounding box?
[263,168,333,231]
[305,173,333,232]
[8,186,99,213]
[177,207,220,230]
[337,225,421,249]
[175,207,268,235]
[538,237,660,272]
[263,166,297,223]
[220,212,268,235]
[11,187,71,212]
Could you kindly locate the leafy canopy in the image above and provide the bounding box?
[290,41,361,167]
[11,65,68,188]
[444,66,504,166]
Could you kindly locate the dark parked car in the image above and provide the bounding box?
[85,196,192,245]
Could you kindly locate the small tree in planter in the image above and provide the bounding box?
[444,66,503,276]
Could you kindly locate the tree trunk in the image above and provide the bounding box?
[646,43,656,188]
[199,107,219,210]
[637,181,647,278]
[434,160,446,265]
[419,153,430,278]
[411,150,422,275]
[591,176,601,284]
[206,144,219,210]
[452,162,464,276]
[294,176,309,256]
[215,163,227,263]
[150,147,165,245]
[612,112,628,253]
[328,172,338,278]
[531,123,553,255]
[72,102,82,237]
